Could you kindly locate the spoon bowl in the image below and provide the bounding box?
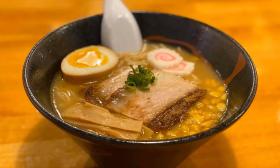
[101,0,142,53]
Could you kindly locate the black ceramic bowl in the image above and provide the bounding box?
[23,12,257,168]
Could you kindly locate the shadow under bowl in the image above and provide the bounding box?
[23,12,257,168]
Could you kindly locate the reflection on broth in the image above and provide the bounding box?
[51,41,227,140]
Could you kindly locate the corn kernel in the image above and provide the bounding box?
[182,127,189,133]
[166,131,177,137]
[156,133,164,139]
[210,98,220,104]
[180,124,188,130]
[195,102,204,108]
[189,131,197,135]
[208,105,215,110]
[201,120,213,128]
[217,103,226,111]
[221,94,227,101]
[191,125,199,131]
[177,123,182,128]
[209,91,220,98]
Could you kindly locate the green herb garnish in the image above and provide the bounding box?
[125,65,156,91]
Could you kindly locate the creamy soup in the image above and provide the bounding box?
[51,41,227,140]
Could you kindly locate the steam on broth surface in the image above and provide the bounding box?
[51,41,227,140]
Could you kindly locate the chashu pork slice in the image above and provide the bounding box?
[105,71,206,131]
[95,68,130,100]
[85,68,130,105]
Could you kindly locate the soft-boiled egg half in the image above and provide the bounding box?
[61,45,119,81]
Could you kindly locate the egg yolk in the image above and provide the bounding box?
[67,47,108,68]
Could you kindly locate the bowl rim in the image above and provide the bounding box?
[23,12,258,145]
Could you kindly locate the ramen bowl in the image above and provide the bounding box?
[23,12,257,168]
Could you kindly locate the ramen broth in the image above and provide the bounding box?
[51,41,227,140]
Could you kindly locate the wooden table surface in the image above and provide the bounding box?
[0,0,279,167]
